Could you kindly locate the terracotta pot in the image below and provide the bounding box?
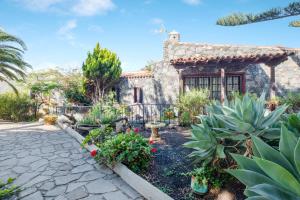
[191,176,208,194]
[44,115,57,125]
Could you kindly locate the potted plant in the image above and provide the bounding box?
[44,114,58,125]
[182,167,208,195]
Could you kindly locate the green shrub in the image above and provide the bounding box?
[182,167,232,189]
[82,126,113,146]
[227,126,300,200]
[279,92,300,112]
[0,178,20,199]
[96,131,152,172]
[79,92,121,125]
[177,89,210,125]
[0,93,35,122]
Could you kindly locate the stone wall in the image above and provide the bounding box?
[118,61,180,105]
[119,33,300,105]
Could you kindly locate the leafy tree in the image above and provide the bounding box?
[0,29,31,93]
[82,43,122,102]
[30,82,60,115]
[217,2,300,27]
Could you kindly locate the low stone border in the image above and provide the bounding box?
[57,122,174,200]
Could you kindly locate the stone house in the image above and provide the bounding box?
[117,31,300,106]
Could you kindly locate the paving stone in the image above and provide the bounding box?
[15,172,40,186]
[103,191,131,200]
[111,177,141,199]
[0,157,17,166]
[12,166,29,174]
[71,164,94,173]
[19,156,41,166]
[42,170,56,176]
[53,170,70,177]
[0,123,141,200]
[54,195,68,200]
[81,195,105,200]
[66,186,88,200]
[70,159,86,167]
[19,187,37,198]
[55,173,82,185]
[58,164,73,171]
[86,179,118,194]
[94,164,113,175]
[39,181,55,191]
[66,182,88,192]
[22,191,43,200]
[86,159,96,165]
[31,159,48,170]
[24,175,51,187]
[77,171,105,182]
[45,185,67,197]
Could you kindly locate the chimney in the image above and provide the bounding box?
[168,30,180,43]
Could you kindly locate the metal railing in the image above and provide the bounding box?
[52,106,92,115]
[124,103,177,125]
[52,104,178,126]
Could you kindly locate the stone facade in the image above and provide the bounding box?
[118,31,300,105]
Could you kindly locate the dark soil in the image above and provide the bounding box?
[139,127,245,200]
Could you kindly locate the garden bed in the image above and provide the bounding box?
[139,127,245,200]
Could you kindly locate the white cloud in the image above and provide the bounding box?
[14,0,63,11]
[57,19,77,42]
[72,0,115,16]
[183,0,201,5]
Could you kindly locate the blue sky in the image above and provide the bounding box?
[1,0,299,72]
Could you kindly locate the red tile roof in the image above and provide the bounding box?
[170,52,293,66]
[121,70,153,79]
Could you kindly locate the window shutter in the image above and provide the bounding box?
[139,88,143,103]
[134,87,137,103]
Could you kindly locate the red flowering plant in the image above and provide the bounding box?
[96,131,152,172]
[90,149,97,157]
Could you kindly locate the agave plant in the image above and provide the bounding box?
[281,112,300,138]
[227,126,300,200]
[211,92,288,140]
[184,92,288,166]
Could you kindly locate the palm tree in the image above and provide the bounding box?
[0,29,31,93]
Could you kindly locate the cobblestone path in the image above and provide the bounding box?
[0,122,142,200]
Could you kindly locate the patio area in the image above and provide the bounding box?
[0,122,142,200]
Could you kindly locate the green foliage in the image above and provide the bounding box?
[0,93,35,122]
[184,92,288,166]
[0,178,20,199]
[227,126,300,200]
[281,112,300,138]
[82,43,122,101]
[182,167,232,189]
[79,92,121,125]
[96,131,152,172]
[82,126,113,146]
[177,89,210,125]
[279,92,300,113]
[30,81,61,109]
[62,71,91,105]
[0,29,31,94]
[217,2,300,27]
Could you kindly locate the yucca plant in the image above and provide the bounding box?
[184,92,288,166]
[227,126,300,200]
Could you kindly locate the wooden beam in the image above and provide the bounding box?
[269,65,276,99]
[220,68,225,105]
[178,69,184,95]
